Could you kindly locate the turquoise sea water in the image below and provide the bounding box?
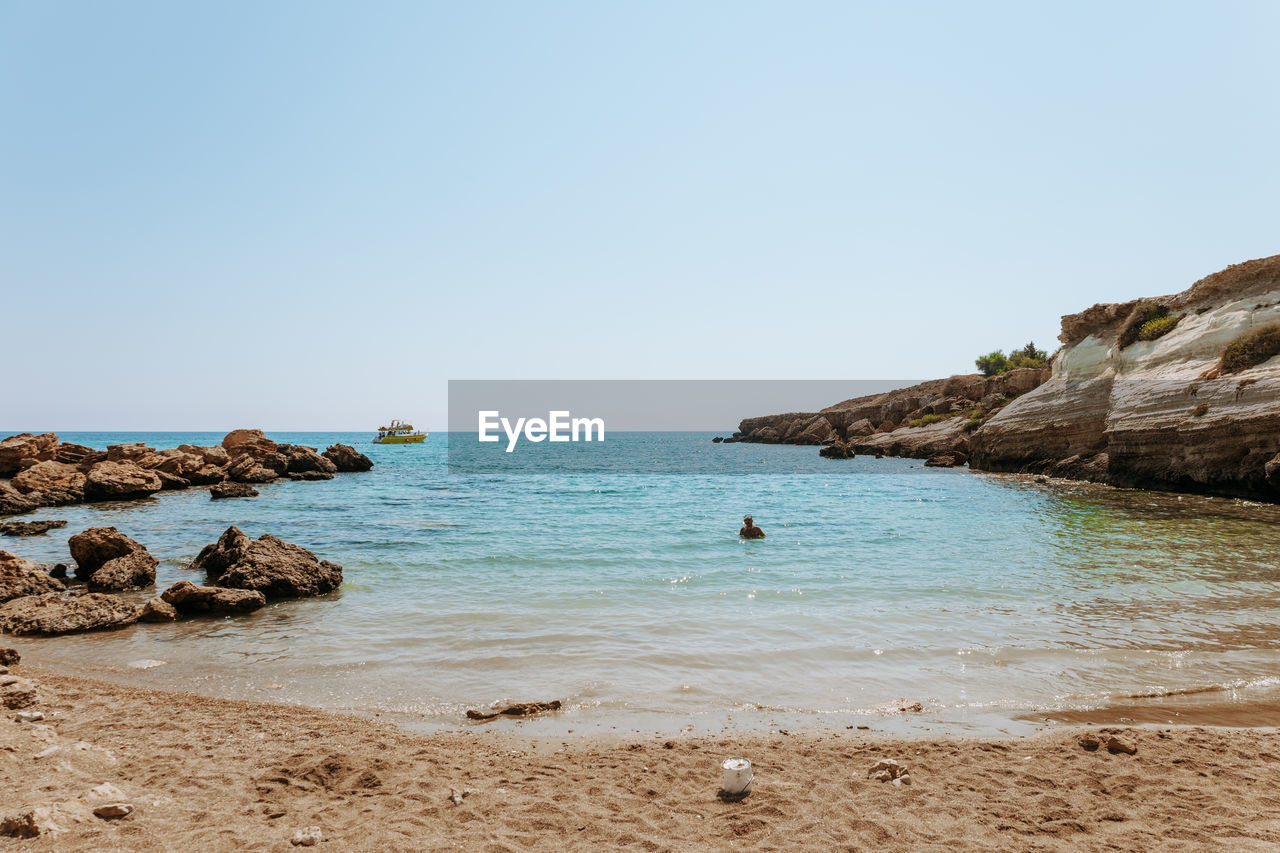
[7,432,1280,735]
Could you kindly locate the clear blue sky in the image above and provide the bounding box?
[3,1,1277,430]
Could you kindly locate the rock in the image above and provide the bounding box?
[87,550,157,592]
[49,564,67,579]
[210,482,259,499]
[226,455,278,484]
[0,592,139,635]
[0,433,59,478]
[711,436,724,443]
[866,758,910,783]
[68,527,157,590]
[898,701,924,713]
[93,803,133,819]
[0,483,41,516]
[192,526,342,599]
[137,597,177,622]
[0,550,66,603]
[1078,733,1102,751]
[1105,735,1138,755]
[12,461,87,506]
[53,443,105,466]
[222,429,277,456]
[0,675,38,709]
[466,699,562,720]
[819,441,854,460]
[286,471,333,481]
[322,444,373,472]
[161,580,266,615]
[14,710,44,722]
[292,826,323,846]
[178,444,229,467]
[185,464,227,486]
[0,811,44,839]
[154,470,190,490]
[0,520,68,536]
[84,461,163,502]
[0,647,18,665]
[924,453,963,467]
[279,445,338,476]
[105,443,154,463]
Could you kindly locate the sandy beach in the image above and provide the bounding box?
[1,665,1278,852]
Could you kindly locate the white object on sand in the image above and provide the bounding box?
[721,758,753,795]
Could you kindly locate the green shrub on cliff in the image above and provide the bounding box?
[975,342,1048,376]
[1137,314,1180,341]
[1119,302,1176,348]
[1219,322,1280,373]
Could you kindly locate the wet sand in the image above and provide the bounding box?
[3,666,1280,851]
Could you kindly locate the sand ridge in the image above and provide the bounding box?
[2,666,1279,851]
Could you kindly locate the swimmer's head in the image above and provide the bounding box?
[743,516,753,525]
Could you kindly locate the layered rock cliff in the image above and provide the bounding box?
[732,253,1280,499]
[970,255,1280,498]
[729,368,1050,463]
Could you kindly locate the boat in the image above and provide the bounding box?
[373,419,428,444]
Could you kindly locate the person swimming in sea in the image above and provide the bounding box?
[739,516,765,539]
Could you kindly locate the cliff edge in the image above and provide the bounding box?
[730,253,1280,500]
[969,255,1280,499]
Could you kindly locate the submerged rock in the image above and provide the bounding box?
[0,551,65,604]
[192,526,342,599]
[68,527,158,591]
[466,700,563,720]
[137,597,177,623]
[210,482,259,499]
[0,520,68,537]
[0,592,139,635]
[819,441,854,460]
[322,444,373,472]
[161,580,265,615]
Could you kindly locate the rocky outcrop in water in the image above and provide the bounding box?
[0,592,139,635]
[84,461,163,502]
[192,526,343,599]
[68,527,157,591]
[210,482,259,499]
[731,368,1049,460]
[0,552,65,604]
[0,430,373,516]
[0,434,58,477]
[322,444,373,472]
[161,580,266,615]
[969,255,1280,499]
[0,520,67,537]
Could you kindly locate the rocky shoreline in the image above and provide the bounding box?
[728,254,1280,501]
[0,429,373,517]
[0,429,369,637]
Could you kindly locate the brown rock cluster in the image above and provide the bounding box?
[0,430,373,517]
[0,523,344,636]
[192,526,343,599]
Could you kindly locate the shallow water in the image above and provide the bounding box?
[8,432,1280,736]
